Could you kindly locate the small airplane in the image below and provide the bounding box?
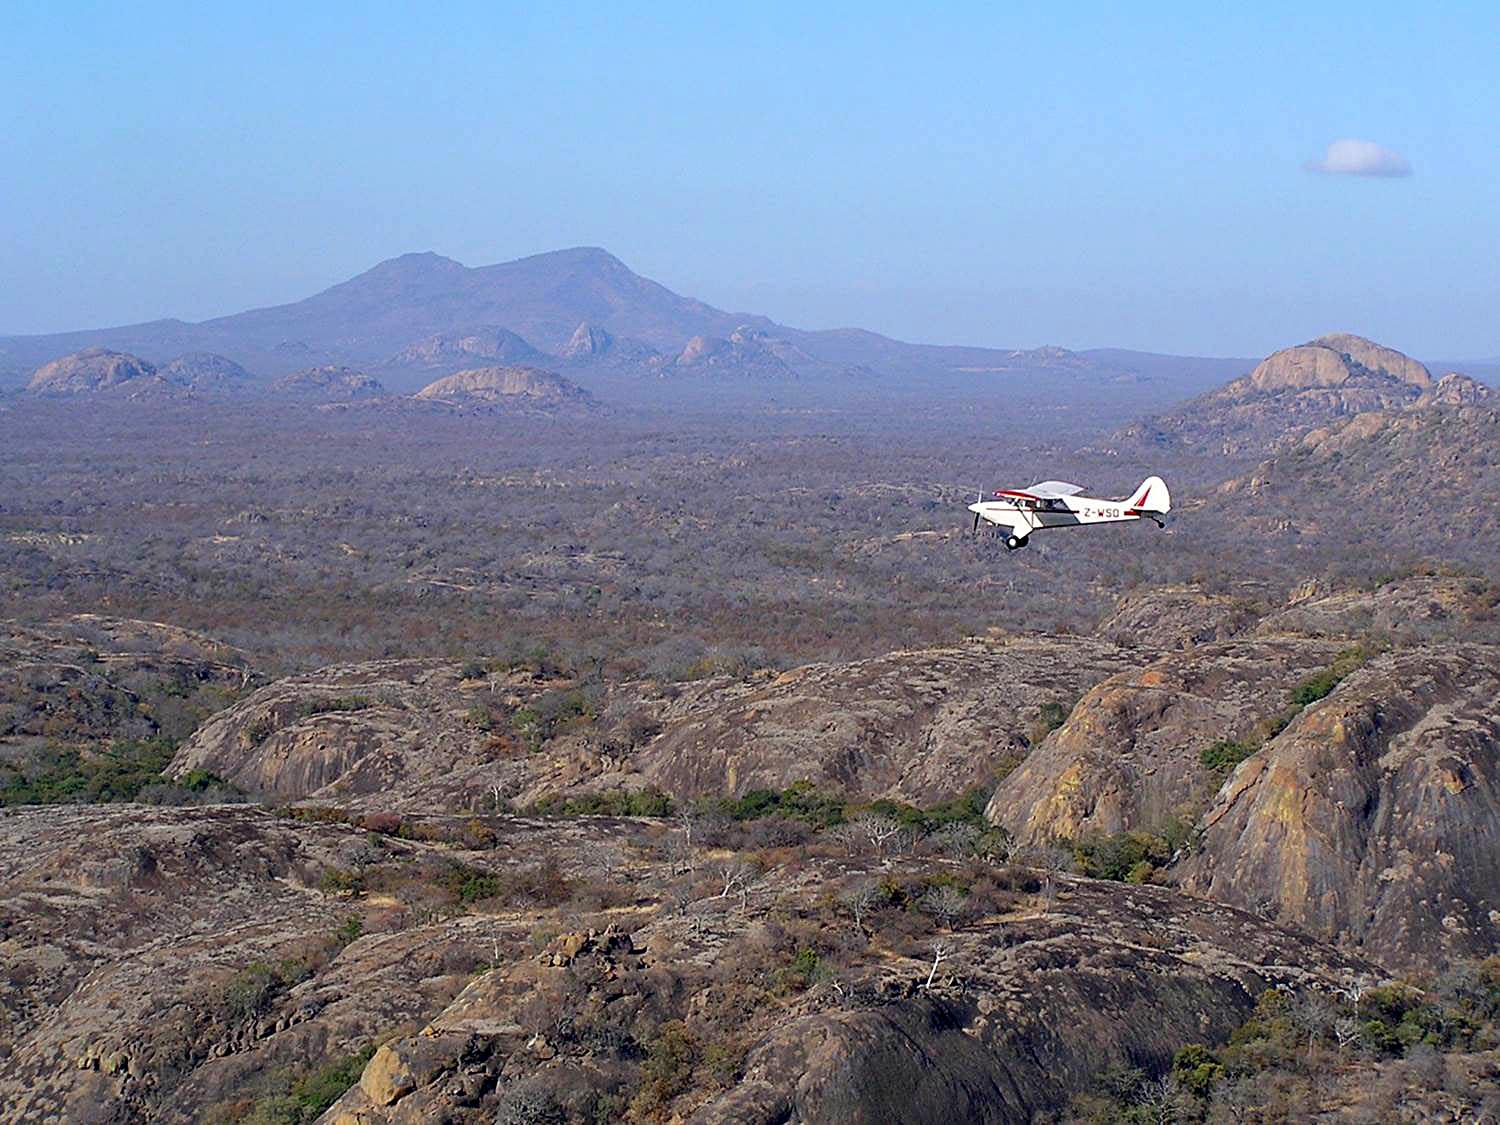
[968,476,1171,551]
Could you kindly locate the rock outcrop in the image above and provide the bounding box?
[1094,583,1267,650]
[627,637,1136,805]
[164,659,598,809]
[1129,333,1436,454]
[1182,644,1500,966]
[158,352,253,391]
[388,327,547,370]
[670,328,799,378]
[412,365,593,410]
[1417,371,1492,407]
[1249,334,1431,393]
[25,348,160,395]
[1,614,258,748]
[322,854,1372,1124]
[1211,402,1500,568]
[985,637,1345,843]
[270,365,385,399]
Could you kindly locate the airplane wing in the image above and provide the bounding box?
[1026,480,1086,498]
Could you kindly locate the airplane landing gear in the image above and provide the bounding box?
[1005,535,1028,551]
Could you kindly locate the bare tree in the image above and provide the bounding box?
[919,884,968,930]
[985,832,1017,863]
[1338,972,1373,1017]
[664,813,699,875]
[924,940,952,989]
[1292,992,1336,1063]
[1333,1016,1361,1055]
[828,813,905,856]
[714,860,755,906]
[839,880,883,935]
[929,822,981,859]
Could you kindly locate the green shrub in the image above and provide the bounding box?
[1171,1043,1223,1097]
[1200,738,1257,773]
[0,738,178,807]
[1290,647,1366,707]
[299,696,373,717]
[714,780,848,827]
[532,787,675,817]
[1072,830,1172,881]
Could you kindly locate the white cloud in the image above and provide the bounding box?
[1304,138,1411,177]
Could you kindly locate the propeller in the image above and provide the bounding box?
[972,493,982,537]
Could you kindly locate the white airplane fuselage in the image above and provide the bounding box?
[968,476,1170,550]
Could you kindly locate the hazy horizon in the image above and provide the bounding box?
[4,2,1498,358]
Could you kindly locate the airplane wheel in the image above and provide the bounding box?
[1006,535,1026,551]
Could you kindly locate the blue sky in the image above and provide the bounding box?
[2,1,1497,356]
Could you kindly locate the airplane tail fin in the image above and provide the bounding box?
[1127,475,1170,515]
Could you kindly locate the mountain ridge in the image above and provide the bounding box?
[0,247,1261,396]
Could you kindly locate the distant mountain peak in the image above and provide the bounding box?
[380,249,465,269]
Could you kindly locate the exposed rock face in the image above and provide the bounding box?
[628,637,1135,804]
[165,659,595,809]
[412,364,593,410]
[1181,644,1500,966]
[1253,574,1500,645]
[158,352,253,391]
[560,321,612,358]
[1094,583,1266,650]
[388,327,547,369]
[324,860,1371,1124]
[1247,344,1354,391]
[985,637,1345,843]
[269,365,385,399]
[25,347,158,395]
[1248,335,1431,394]
[1417,371,1493,406]
[1,614,258,748]
[0,803,549,1123]
[670,330,798,378]
[1310,332,1432,388]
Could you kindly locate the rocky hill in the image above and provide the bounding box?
[1211,398,1499,568]
[162,658,614,811]
[4,576,1500,1120]
[1125,332,1440,454]
[667,334,792,379]
[387,327,548,371]
[411,365,594,411]
[1,614,258,753]
[556,321,661,369]
[25,347,165,396]
[1182,643,1500,966]
[1,803,1375,1124]
[622,637,1134,805]
[976,576,1500,968]
[985,635,1348,844]
[269,365,386,400]
[158,352,253,392]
